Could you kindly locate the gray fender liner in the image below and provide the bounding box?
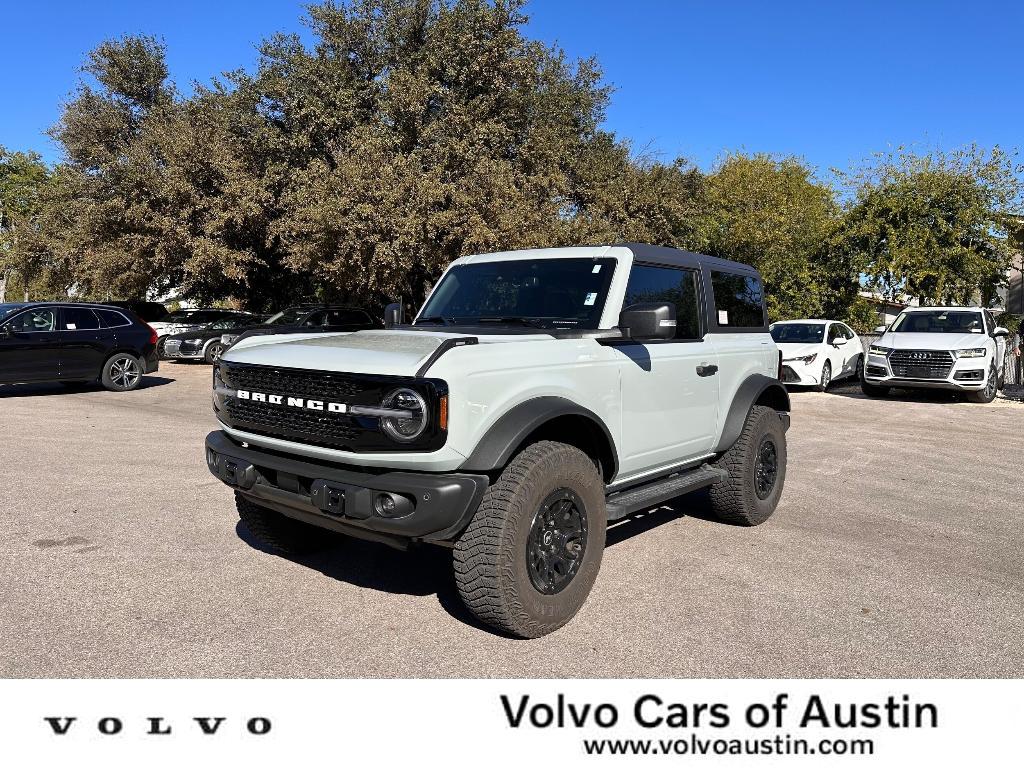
[459,396,618,476]
[713,374,791,453]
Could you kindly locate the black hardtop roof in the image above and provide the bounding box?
[619,243,762,277]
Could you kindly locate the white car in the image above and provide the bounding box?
[862,306,1009,403]
[770,320,863,391]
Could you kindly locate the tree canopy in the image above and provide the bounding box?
[4,0,1022,332]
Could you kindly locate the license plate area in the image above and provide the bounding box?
[311,480,346,516]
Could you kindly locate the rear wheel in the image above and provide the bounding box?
[861,380,890,397]
[707,405,786,526]
[854,354,864,381]
[453,441,606,638]
[236,492,332,555]
[100,353,142,392]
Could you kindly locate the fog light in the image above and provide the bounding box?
[373,492,414,518]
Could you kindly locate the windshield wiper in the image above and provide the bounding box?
[474,316,549,328]
[414,315,455,326]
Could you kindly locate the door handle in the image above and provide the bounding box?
[696,363,718,377]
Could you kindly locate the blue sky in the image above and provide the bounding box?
[2,1,1021,179]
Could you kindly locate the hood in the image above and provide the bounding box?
[222,328,546,377]
[151,321,203,333]
[879,331,988,351]
[776,342,821,360]
[168,327,226,341]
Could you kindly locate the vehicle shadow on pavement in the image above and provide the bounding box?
[234,491,735,638]
[235,519,504,634]
[0,376,175,398]
[824,384,969,404]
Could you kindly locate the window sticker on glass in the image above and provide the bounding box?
[584,292,598,306]
[67,323,77,330]
[592,264,602,274]
[718,310,729,325]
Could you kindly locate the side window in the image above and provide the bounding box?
[623,264,701,340]
[841,324,856,339]
[984,310,996,334]
[710,271,765,329]
[7,308,57,333]
[827,324,842,343]
[302,311,326,327]
[62,307,101,331]
[95,309,131,328]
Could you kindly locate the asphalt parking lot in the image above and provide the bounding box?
[1,362,1022,678]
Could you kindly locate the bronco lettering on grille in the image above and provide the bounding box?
[235,389,348,413]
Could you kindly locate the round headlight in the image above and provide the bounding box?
[380,388,429,442]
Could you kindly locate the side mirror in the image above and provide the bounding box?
[0,325,11,339]
[833,337,848,346]
[993,326,1010,338]
[873,325,887,334]
[618,302,676,341]
[384,302,405,329]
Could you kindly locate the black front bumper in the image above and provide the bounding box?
[205,431,487,546]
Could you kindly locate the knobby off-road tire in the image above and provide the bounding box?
[236,492,330,556]
[969,364,998,404]
[453,441,606,638]
[707,405,786,526]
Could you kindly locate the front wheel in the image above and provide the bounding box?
[101,353,142,392]
[707,405,787,526]
[816,360,832,392]
[204,341,226,364]
[453,441,606,638]
[969,364,998,403]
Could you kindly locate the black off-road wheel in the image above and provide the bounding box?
[236,492,332,555]
[861,380,890,397]
[453,441,606,638]
[707,405,786,526]
[969,364,998,404]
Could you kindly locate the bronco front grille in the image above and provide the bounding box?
[888,349,954,380]
[216,361,448,452]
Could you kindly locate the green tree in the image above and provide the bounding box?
[700,153,841,322]
[0,147,49,301]
[833,145,1022,309]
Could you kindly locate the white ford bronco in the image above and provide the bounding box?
[205,244,791,637]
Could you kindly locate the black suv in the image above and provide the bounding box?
[0,302,159,392]
[220,305,379,347]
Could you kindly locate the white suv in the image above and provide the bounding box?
[862,306,1009,403]
[203,245,792,637]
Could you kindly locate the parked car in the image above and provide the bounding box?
[220,305,379,347]
[863,306,1009,403]
[163,315,269,364]
[103,300,170,324]
[771,319,863,391]
[0,302,159,392]
[151,309,256,357]
[205,244,791,638]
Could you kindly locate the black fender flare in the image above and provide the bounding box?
[459,396,618,478]
[713,374,791,453]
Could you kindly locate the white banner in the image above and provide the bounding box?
[1,679,1020,766]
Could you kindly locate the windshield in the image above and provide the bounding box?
[209,316,249,330]
[265,307,311,325]
[0,303,27,322]
[890,310,984,334]
[770,323,825,344]
[165,311,199,322]
[417,258,617,329]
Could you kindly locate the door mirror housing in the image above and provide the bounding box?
[873,325,888,334]
[0,325,10,339]
[618,302,676,341]
[832,337,848,346]
[383,302,405,329]
[993,326,1010,338]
